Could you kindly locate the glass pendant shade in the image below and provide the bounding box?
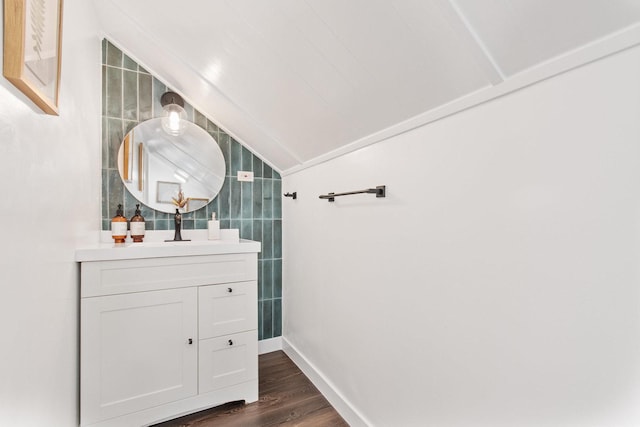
[161,103,187,136]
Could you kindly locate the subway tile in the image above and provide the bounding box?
[155,219,169,230]
[101,66,107,115]
[139,202,154,222]
[274,220,282,259]
[218,178,230,219]
[230,219,241,231]
[274,259,282,298]
[108,169,124,218]
[106,118,123,170]
[207,120,220,135]
[155,211,170,221]
[218,133,231,177]
[263,163,273,179]
[101,116,108,169]
[252,178,263,220]
[230,177,241,219]
[220,219,230,229]
[273,180,282,219]
[241,182,252,219]
[195,219,208,229]
[241,145,252,172]
[182,219,195,230]
[194,204,208,220]
[240,220,252,240]
[230,138,242,176]
[273,299,282,337]
[152,78,166,118]
[206,196,219,221]
[101,169,108,221]
[272,170,281,180]
[183,103,194,122]
[106,41,122,67]
[123,120,136,135]
[123,54,137,71]
[258,301,264,341]
[263,180,273,219]
[258,260,264,301]
[262,299,273,340]
[139,73,152,121]
[124,190,138,218]
[122,70,138,120]
[106,66,122,118]
[194,109,207,129]
[101,38,107,64]
[252,156,263,178]
[263,259,273,299]
[262,220,273,259]
[253,220,263,258]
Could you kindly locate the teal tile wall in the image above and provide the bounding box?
[101,39,282,340]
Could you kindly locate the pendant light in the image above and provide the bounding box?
[160,91,187,136]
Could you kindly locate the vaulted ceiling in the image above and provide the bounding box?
[95,0,640,174]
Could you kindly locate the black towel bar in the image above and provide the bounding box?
[319,185,386,202]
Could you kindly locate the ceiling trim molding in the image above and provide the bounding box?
[283,22,640,177]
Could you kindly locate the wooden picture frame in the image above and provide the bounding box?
[3,0,64,115]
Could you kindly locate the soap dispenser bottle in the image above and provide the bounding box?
[130,204,145,243]
[111,204,128,244]
[208,212,220,240]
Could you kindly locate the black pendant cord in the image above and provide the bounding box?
[319,185,385,202]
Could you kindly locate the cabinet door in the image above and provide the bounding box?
[199,281,257,339]
[199,330,258,394]
[81,288,197,425]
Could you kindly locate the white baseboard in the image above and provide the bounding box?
[282,337,371,427]
[258,336,283,354]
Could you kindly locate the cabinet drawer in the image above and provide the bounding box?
[199,330,258,394]
[199,281,257,339]
[81,253,257,297]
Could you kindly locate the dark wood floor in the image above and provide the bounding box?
[153,351,349,427]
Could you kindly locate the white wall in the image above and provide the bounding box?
[283,44,640,427]
[0,1,102,426]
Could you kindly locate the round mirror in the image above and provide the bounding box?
[117,118,226,213]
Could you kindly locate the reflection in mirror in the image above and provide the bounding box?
[117,118,226,213]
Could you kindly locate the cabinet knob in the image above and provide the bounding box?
[188,338,193,345]
[227,287,233,293]
[228,339,233,346]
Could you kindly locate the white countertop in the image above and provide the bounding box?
[76,230,261,262]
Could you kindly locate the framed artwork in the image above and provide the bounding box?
[156,181,181,204]
[187,197,208,212]
[3,0,64,115]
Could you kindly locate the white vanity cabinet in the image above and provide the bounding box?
[76,240,260,427]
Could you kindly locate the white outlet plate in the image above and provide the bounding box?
[237,171,254,182]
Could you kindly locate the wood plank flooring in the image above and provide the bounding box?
[153,351,349,427]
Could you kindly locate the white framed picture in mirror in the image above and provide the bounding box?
[156,181,181,204]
